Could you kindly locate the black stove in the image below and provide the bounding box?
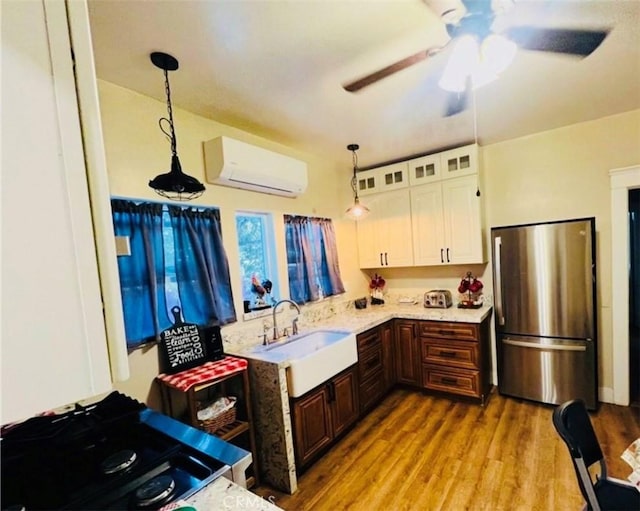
[0,392,234,510]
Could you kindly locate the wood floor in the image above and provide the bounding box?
[254,389,640,511]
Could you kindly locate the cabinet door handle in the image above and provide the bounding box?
[384,252,388,266]
[440,248,444,263]
[446,248,450,262]
[380,252,384,266]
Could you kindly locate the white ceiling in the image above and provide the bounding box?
[87,0,640,168]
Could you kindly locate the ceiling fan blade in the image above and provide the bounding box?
[343,47,441,93]
[504,26,609,57]
[444,78,470,117]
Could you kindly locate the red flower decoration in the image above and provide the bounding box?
[369,273,386,290]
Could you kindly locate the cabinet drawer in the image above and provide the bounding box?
[421,339,479,369]
[422,364,480,398]
[358,345,383,382]
[359,370,385,413]
[418,321,479,342]
[357,329,381,353]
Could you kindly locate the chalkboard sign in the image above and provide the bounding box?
[159,306,208,374]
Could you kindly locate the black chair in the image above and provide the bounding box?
[552,399,640,511]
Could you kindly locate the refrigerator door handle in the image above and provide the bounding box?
[494,236,505,325]
[503,338,587,352]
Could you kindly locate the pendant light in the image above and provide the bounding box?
[345,144,370,220]
[148,52,205,201]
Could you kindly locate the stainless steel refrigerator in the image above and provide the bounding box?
[491,218,597,409]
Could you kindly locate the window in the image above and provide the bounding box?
[284,215,345,304]
[235,212,279,313]
[111,199,236,349]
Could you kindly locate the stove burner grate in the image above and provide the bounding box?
[100,449,138,475]
[133,474,176,508]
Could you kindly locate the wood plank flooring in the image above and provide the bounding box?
[253,389,640,511]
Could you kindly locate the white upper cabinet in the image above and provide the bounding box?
[355,143,484,269]
[356,189,414,268]
[440,144,479,179]
[1,0,126,424]
[412,174,484,265]
[355,168,379,196]
[357,161,409,196]
[410,184,446,265]
[407,154,441,186]
[441,175,484,264]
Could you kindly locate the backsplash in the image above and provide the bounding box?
[221,295,355,352]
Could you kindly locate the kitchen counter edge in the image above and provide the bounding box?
[232,304,492,365]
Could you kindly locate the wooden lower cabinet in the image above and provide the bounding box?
[419,316,491,403]
[357,321,395,415]
[291,315,491,470]
[395,320,422,387]
[291,365,358,469]
[380,321,396,391]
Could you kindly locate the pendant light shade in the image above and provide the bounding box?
[345,144,370,220]
[148,52,205,201]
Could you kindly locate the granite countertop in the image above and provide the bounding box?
[310,302,492,334]
[161,478,283,511]
[232,303,492,366]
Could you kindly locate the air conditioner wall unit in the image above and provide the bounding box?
[203,136,308,197]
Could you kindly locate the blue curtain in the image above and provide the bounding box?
[111,200,170,347]
[168,206,236,326]
[316,218,346,296]
[284,215,345,304]
[285,215,317,304]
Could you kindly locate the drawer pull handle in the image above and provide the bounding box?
[439,329,456,336]
[365,357,380,370]
[441,377,458,385]
[439,350,457,357]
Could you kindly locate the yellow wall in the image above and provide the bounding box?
[363,109,640,398]
[482,109,640,401]
[98,80,369,405]
[99,78,640,404]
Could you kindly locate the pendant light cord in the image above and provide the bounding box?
[159,68,178,157]
[351,148,359,199]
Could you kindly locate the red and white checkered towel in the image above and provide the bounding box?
[157,356,248,392]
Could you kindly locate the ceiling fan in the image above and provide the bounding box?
[343,0,610,116]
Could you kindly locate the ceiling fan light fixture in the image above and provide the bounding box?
[345,144,370,221]
[148,51,205,201]
[481,33,517,76]
[439,33,516,93]
[439,35,480,92]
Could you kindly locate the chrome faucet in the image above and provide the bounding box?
[271,299,301,342]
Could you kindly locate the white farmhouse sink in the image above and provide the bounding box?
[265,330,357,398]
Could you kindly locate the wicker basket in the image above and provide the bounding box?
[199,406,236,433]
[197,396,237,434]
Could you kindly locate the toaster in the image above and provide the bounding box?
[424,290,452,308]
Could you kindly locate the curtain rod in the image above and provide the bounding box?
[110,195,219,210]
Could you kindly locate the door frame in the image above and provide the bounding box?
[610,165,640,406]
